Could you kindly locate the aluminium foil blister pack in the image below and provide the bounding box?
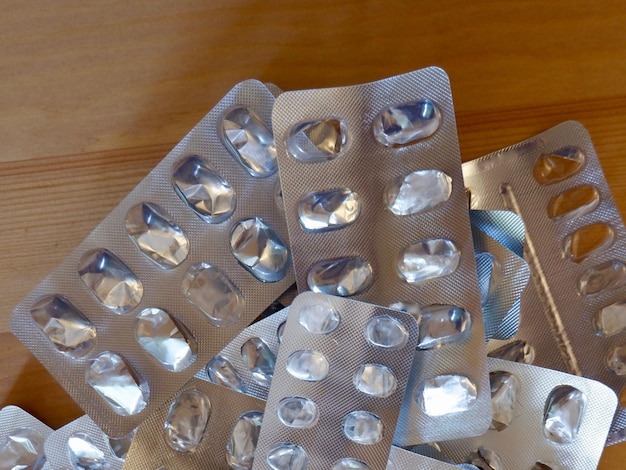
[272,67,490,444]
[462,121,626,444]
[430,357,617,470]
[251,292,419,469]
[10,79,295,437]
[0,405,52,470]
[43,415,134,470]
[470,211,530,341]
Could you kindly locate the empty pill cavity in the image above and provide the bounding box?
[533,146,585,185]
[307,257,373,297]
[578,260,626,296]
[372,99,442,147]
[543,385,586,444]
[30,294,96,357]
[241,337,276,387]
[297,301,341,334]
[562,223,614,262]
[226,411,263,470]
[397,238,461,283]
[547,185,600,222]
[416,374,478,417]
[298,188,360,232]
[266,443,309,470]
[287,118,348,162]
[594,300,626,337]
[67,432,107,469]
[206,355,246,393]
[418,304,471,350]
[164,388,211,453]
[286,350,329,382]
[385,169,452,216]
[489,371,520,431]
[365,315,409,350]
[607,345,626,375]
[488,340,536,364]
[353,364,397,398]
[276,397,319,429]
[342,410,383,445]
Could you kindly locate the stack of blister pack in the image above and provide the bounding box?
[5,68,626,470]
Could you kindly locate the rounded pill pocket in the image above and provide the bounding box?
[85,351,149,416]
[181,261,245,328]
[547,185,600,222]
[353,364,397,398]
[286,118,348,162]
[219,106,277,178]
[77,248,143,315]
[226,411,263,469]
[125,202,189,268]
[577,260,626,296]
[67,432,107,469]
[562,223,614,262]
[365,315,409,350]
[418,304,471,349]
[30,294,96,358]
[266,443,309,470]
[489,371,520,431]
[607,345,626,375]
[276,397,319,429]
[164,388,211,452]
[543,385,586,444]
[594,300,626,337]
[415,374,477,417]
[240,337,276,387]
[206,355,246,393]
[286,350,329,382]
[488,340,535,364]
[307,257,373,297]
[533,146,585,185]
[397,238,461,283]
[342,410,383,445]
[384,169,452,216]
[134,307,197,372]
[172,155,236,224]
[0,427,45,468]
[229,217,290,283]
[332,458,370,470]
[372,99,442,147]
[298,188,360,232]
[297,302,341,334]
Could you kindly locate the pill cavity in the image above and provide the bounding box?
[30,294,96,357]
[385,169,452,216]
[607,345,626,375]
[332,459,370,470]
[533,146,585,184]
[164,389,211,452]
[241,337,276,387]
[353,364,397,398]
[307,257,373,297]
[467,447,502,470]
[287,118,347,162]
[416,374,477,417]
[397,239,461,283]
[78,248,143,315]
[365,315,409,350]
[562,223,614,262]
[206,355,246,393]
[418,304,471,350]
[543,385,586,444]
[67,432,107,469]
[297,302,341,334]
[0,427,45,469]
[578,260,626,296]
[373,99,442,147]
[594,300,626,337]
[107,428,136,461]
[276,397,319,429]
[226,411,263,470]
[135,307,197,372]
[172,155,236,224]
[266,443,309,470]
[85,351,149,416]
[298,188,360,232]
[230,217,290,283]
[286,350,329,382]
[547,185,600,222]
[489,371,520,431]
[219,106,277,177]
[488,340,536,364]
[342,410,383,445]
[181,262,245,328]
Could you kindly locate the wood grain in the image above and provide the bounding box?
[1,0,625,467]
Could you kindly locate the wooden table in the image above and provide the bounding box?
[1,1,625,467]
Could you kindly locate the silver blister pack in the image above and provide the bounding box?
[470,211,530,341]
[44,415,133,470]
[462,121,626,444]
[124,378,267,469]
[0,405,52,469]
[432,357,617,469]
[252,292,419,469]
[10,79,295,437]
[272,67,491,444]
[196,305,290,400]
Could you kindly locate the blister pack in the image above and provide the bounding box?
[10,79,295,437]
[251,292,418,469]
[196,304,290,399]
[470,211,530,341]
[43,415,133,470]
[0,405,52,469]
[462,121,626,444]
[272,67,491,444]
[430,357,617,469]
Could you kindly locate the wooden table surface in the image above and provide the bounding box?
[1,1,625,467]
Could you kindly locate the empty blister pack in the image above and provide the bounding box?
[43,415,134,470]
[470,211,530,341]
[251,292,419,469]
[11,79,294,437]
[462,121,626,444]
[0,405,52,469]
[272,67,491,444]
[197,304,290,399]
[430,358,617,469]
